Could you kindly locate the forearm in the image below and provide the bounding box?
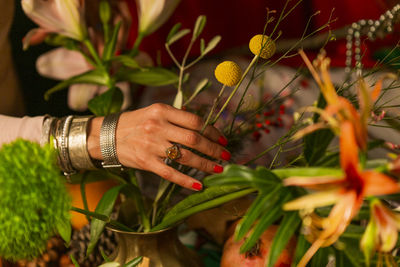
[0,115,44,147]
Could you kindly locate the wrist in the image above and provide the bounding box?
[87,116,104,160]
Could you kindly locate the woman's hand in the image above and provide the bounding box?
[88,103,230,191]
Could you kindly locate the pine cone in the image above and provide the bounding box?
[68,224,118,267]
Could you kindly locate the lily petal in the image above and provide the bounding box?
[284,175,344,190]
[36,48,91,80]
[68,83,98,111]
[22,28,49,50]
[283,190,342,211]
[363,171,400,196]
[339,121,359,172]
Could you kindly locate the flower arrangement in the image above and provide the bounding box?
[3,0,400,266]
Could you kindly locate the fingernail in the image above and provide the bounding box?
[192,182,203,191]
[213,165,224,173]
[218,136,228,147]
[221,150,231,161]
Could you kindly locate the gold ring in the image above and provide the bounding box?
[165,144,181,160]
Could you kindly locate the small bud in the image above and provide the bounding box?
[99,0,111,25]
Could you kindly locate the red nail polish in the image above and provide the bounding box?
[213,165,224,173]
[192,182,203,191]
[218,136,228,147]
[221,151,231,161]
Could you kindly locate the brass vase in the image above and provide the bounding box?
[108,226,203,267]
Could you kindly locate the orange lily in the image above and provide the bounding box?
[297,50,390,151]
[361,198,400,266]
[283,121,400,267]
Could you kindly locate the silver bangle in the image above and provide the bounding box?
[68,116,98,170]
[100,113,123,169]
[59,115,75,176]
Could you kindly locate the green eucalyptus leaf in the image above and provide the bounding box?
[88,87,123,116]
[166,23,182,43]
[123,256,143,267]
[44,69,109,100]
[56,219,71,245]
[116,67,179,86]
[167,29,191,45]
[103,21,122,61]
[87,185,124,256]
[202,35,221,55]
[266,211,301,267]
[192,15,206,41]
[112,55,141,69]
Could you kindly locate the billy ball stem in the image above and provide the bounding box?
[201,84,227,133]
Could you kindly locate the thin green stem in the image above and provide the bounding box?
[201,84,226,133]
[165,44,181,68]
[129,32,145,57]
[71,207,135,232]
[211,55,259,125]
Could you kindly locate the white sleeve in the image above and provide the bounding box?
[0,115,45,147]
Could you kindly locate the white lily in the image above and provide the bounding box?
[21,0,87,48]
[36,48,132,112]
[136,0,180,36]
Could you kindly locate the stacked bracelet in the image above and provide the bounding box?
[100,113,123,169]
[68,116,98,171]
[41,115,100,177]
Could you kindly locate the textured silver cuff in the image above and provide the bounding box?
[40,115,55,146]
[100,113,123,169]
[68,116,98,170]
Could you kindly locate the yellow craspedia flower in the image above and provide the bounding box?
[214,61,242,87]
[249,34,276,59]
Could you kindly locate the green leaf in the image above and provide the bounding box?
[98,263,120,267]
[339,236,363,267]
[266,211,301,267]
[123,256,143,267]
[44,69,109,100]
[202,35,221,56]
[310,247,333,267]
[166,23,182,43]
[56,219,71,245]
[87,185,124,256]
[235,185,282,241]
[115,67,179,86]
[173,89,183,109]
[239,200,283,253]
[112,55,141,69]
[292,234,310,267]
[271,167,343,179]
[70,255,80,267]
[192,15,206,41]
[88,87,123,116]
[204,165,281,189]
[103,21,122,61]
[167,29,191,45]
[200,38,205,54]
[152,186,254,231]
[184,78,210,106]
